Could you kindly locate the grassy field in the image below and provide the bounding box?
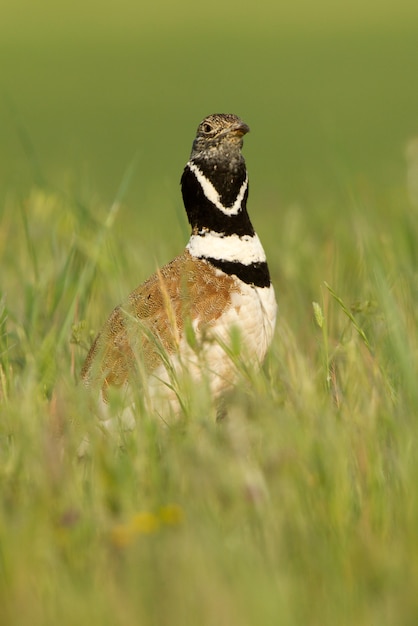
[1,2,418,624]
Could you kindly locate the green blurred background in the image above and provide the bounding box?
[1,0,418,211]
[2,5,418,625]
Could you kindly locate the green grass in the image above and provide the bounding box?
[2,2,418,624]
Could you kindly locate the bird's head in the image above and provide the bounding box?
[190,113,250,162]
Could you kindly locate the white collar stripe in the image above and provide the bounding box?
[187,232,267,265]
[187,161,248,216]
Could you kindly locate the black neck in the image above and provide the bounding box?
[181,161,255,236]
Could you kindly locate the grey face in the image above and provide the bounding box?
[190,113,250,162]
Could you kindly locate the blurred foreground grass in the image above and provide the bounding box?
[2,1,418,624]
[1,177,418,626]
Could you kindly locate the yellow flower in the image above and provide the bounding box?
[130,511,160,535]
[159,504,184,526]
[110,505,184,547]
[110,523,135,547]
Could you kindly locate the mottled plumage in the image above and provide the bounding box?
[82,114,277,417]
[82,250,240,395]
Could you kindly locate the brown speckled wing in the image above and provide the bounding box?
[81,250,239,397]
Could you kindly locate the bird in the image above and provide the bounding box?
[81,113,277,421]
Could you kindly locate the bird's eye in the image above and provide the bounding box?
[202,123,213,133]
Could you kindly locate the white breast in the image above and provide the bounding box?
[146,280,277,417]
[214,281,277,365]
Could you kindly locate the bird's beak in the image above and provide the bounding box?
[232,121,250,137]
